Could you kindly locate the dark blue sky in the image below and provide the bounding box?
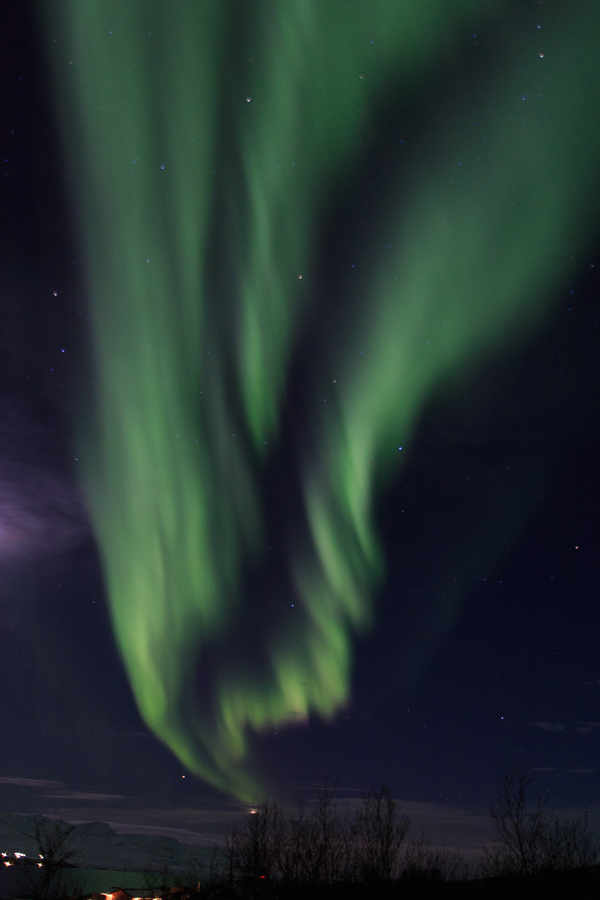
[0,0,599,853]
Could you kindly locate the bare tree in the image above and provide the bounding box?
[482,767,600,877]
[348,785,410,883]
[225,785,349,886]
[182,845,225,892]
[142,853,174,895]
[546,811,600,870]
[226,782,412,887]
[483,767,551,877]
[225,800,282,885]
[306,782,346,883]
[274,804,313,884]
[24,817,76,900]
[222,781,479,889]
[401,833,470,884]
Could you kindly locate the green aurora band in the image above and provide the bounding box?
[45,2,600,799]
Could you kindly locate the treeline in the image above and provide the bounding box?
[221,785,466,887]
[18,768,600,899]
[186,768,600,895]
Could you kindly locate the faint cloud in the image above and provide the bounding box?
[393,801,492,852]
[59,806,252,847]
[104,822,220,845]
[0,461,90,564]
[531,720,600,735]
[105,800,492,852]
[0,776,66,789]
[0,777,129,804]
[43,792,129,801]
[566,768,595,774]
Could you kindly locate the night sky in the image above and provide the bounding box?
[1,1,600,853]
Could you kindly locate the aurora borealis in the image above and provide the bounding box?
[35,1,600,803]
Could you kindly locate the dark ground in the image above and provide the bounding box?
[188,866,600,900]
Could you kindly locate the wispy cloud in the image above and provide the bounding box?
[0,777,66,789]
[0,777,129,803]
[574,722,600,734]
[43,792,129,801]
[531,720,600,734]
[0,461,90,564]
